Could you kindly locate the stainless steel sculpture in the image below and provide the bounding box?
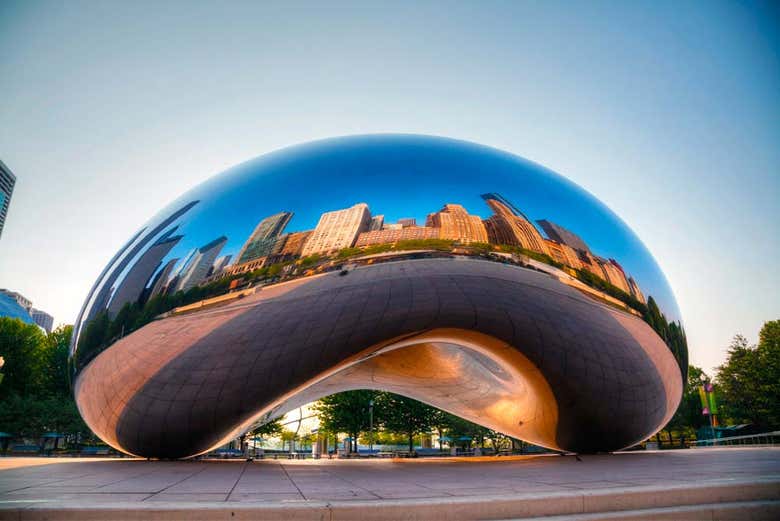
[70,135,687,458]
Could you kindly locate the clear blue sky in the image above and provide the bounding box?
[0,0,777,373]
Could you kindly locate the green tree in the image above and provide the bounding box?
[41,325,74,395]
[313,390,377,452]
[0,320,91,444]
[374,392,436,453]
[716,320,780,430]
[0,318,47,397]
[440,412,487,449]
[248,418,284,438]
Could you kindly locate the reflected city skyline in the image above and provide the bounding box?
[69,134,687,459]
[71,135,685,378]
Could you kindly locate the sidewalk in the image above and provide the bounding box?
[1,448,778,519]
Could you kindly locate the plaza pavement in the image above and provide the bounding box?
[0,448,778,520]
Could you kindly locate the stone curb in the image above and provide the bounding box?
[0,478,778,521]
[504,500,780,520]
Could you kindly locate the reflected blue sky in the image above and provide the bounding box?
[128,134,680,321]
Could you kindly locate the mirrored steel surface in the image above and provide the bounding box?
[70,134,687,458]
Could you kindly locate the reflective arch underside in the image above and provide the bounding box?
[74,258,682,459]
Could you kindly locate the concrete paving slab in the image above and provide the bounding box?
[0,448,777,520]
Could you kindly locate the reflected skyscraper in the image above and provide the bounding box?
[148,258,179,300]
[81,201,199,324]
[175,236,228,292]
[107,229,182,316]
[211,255,232,276]
[235,212,293,264]
[369,215,384,231]
[482,193,548,254]
[300,203,371,256]
[537,219,591,254]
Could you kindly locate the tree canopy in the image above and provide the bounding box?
[716,320,780,430]
[0,318,90,443]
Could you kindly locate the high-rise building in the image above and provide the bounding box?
[108,230,182,316]
[426,204,487,243]
[235,212,293,264]
[0,293,33,325]
[355,226,440,247]
[0,289,32,311]
[30,308,54,333]
[0,288,53,332]
[481,194,548,254]
[176,236,228,292]
[369,215,385,231]
[300,203,371,256]
[0,160,15,240]
[536,220,591,254]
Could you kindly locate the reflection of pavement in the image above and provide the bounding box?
[0,449,778,519]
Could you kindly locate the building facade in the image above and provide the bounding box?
[279,230,312,257]
[426,204,487,243]
[0,160,15,240]
[30,308,54,333]
[211,255,233,276]
[537,219,591,254]
[599,258,631,295]
[628,276,646,303]
[108,230,182,316]
[355,226,440,247]
[176,236,228,292]
[0,289,32,311]
[300,203,371,256]
[235,212,293,264]
[368,215,384,231]
[0,293,33,325]
[543,239,582,269]
[481,195,549,254]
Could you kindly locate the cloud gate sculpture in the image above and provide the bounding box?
[71,135,687,459]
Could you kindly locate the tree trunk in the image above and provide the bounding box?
[408,434,414,454]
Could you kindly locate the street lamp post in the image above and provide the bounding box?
[369,399,374,454]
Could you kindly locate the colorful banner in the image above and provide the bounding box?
[699,385,719,416]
